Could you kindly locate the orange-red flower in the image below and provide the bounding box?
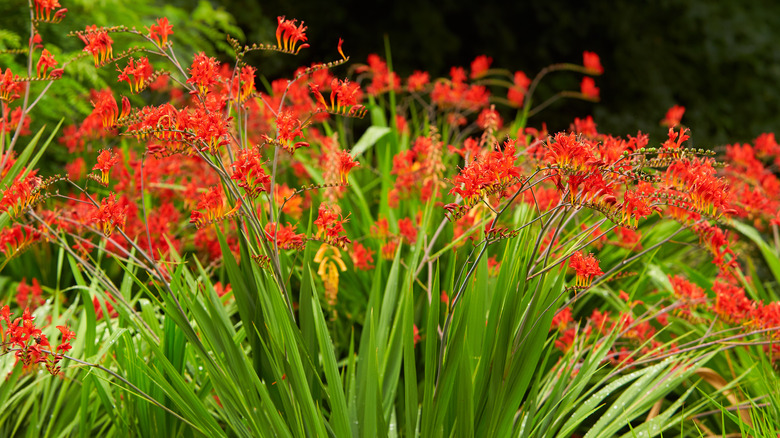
[92,149,120,185]
[314,204,350,249]
[580,77,599,100]
[350,241,374,270]
[189,186,241,229]
[337,150,359,184]
[36,49,58,79]
[0,68,23,102]
[187,52,219,95]
[582,51,604,75]
[92,193,128,237]
[661,105,685,127]
[275,16,309,54]
[79,25,113,67]
[231,147,270,198]
[470,55,492,79]
[148,17,174,46]
[264,222,306,251]
[569,251,603,288]
[507,71,531,106]
[117,57,154,93]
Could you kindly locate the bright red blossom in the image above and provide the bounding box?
[569,251,603,288]
[148,17,174,46]
[582,51,604,75]
[580,77,599,100]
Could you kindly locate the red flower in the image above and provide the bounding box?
[470,55,493,79]
[275,16,309,54]
[16,278,45,311]
[0,173,44,218]
[507,71,531,106]
[580,77,599,100]
[337,151,359,184]
[397,217,417,244]
[148,17,174,46]
[582,51,604,75]
[407,71,430,92]
[92,194,128,237]
[231,148,270,198]
[569,251,603,287]
[189,186,241,229]
[661,105,685,127]
[449,139,523,206]
[356,54,400,95]
[36,49,58,79]
[79,25,113,67]
[264,222,306,251]
[92,149,120,185]
[0,68,23,102]
[55,325,75,353]
[117,57,154,93]
[187,52,219,95]
[91,91,131,128]
[314,204,350,249]
[350,241,374,270]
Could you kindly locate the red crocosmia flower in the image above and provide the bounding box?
[187,52,219,95]
[470,55,493,79]
[661,105,685,127]
[507,71,531,106]
[231,147,270,198]
[117,57,153,93]
[275,16,309,54]
[314,204,350,249]
[668,275,706,305]
[235,65,256,102]
[569,251,603,288]
[0,172,44,218]
[449,139,523,206]
[337,150,359,184]
[264,222,306,251]
[189,186,241,229]
[713,281,754,324]
[16,278,45,311]
[274,110,305,149]
[310,79,366,118]
[582,51,604,75]
[356,54,401,95]
[413,325,421,346]
[92,194,128,237]
[91,91,131,128]
[0,68,23,102]
[397,217,417,244]
[407,71,430,92]
[55,325,75,353]
[554,327,576,352]
[148,17,174,46]
[571,116,598,137]
[580,77,599,100]
[79,25,113,67]
[550,307,572,331]
[33,0,61,21]
[92,149,120,185]
[381,239,398,260]
[36,49,58,79]
[477,107,503,131]
[350,241,374,270]
[620,190,657,227]
[544,131,598,172]
[0,225,41,259]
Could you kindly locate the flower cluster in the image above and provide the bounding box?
[1,306,75,375]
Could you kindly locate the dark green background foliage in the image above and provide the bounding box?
[223,0,780,147]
